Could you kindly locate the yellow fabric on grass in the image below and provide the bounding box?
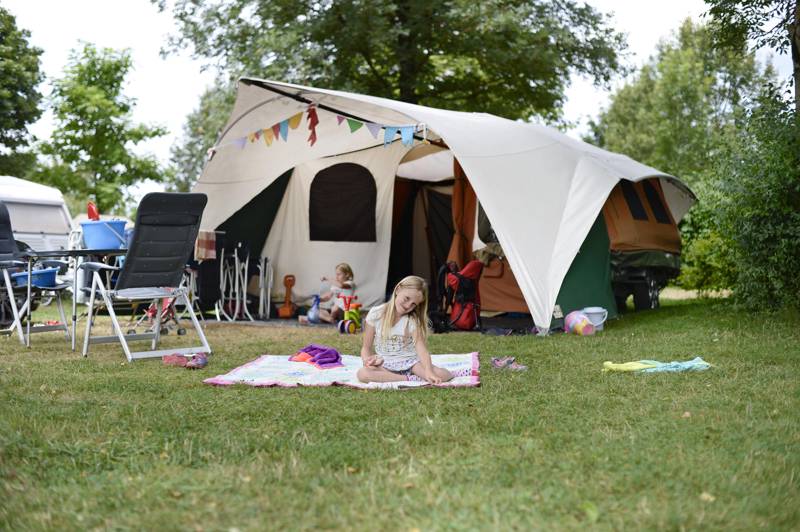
[602,360,660,372]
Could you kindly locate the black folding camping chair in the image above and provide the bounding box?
[80,192,210,361]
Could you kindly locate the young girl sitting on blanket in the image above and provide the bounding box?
[317,263,355,324]
[357,275,453,384]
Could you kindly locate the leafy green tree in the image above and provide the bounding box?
[712,86,800,308]
[0,7,44,176]
[157,0,627,121]
[168,83,236,191]
[586,19,776,293]
[31,44,167,214]
[704,0,799,109]
[587,19,771,187]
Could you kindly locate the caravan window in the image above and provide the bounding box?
[5,201,71,234]
[309,163,377,242]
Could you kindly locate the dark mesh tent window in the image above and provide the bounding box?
[477,203,499,244]
[310,163,376,241]
[642,180,671,224]
[621,180,649,221]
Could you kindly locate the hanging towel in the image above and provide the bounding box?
[194,230,217,261]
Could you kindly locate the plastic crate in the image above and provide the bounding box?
[11,267,59,288]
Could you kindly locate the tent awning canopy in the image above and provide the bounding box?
[196,78,696,329]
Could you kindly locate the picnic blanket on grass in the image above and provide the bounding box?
[204,353,480,389]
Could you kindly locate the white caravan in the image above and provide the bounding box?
[0,176,74,251]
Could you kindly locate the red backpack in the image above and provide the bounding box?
[443,259,484,331]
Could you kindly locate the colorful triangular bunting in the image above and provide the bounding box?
[288,112,303,129]
[400,126,414,146]
[365,122,382,139]
[383,127,398,147]
[347,118,363,133]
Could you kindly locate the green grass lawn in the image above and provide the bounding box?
[1,296,798,530]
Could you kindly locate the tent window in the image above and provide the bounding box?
[477,203,499,244]
[642,181,671,224]
[309,163,376,242]
[620,181,648,221]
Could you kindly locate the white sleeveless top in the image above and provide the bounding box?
[365,304,419,371]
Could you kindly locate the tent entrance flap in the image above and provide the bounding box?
[216,169,292,256]
[387,180,454,296]
[554,214,618,322]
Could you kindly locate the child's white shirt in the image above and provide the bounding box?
[365,304,418,371]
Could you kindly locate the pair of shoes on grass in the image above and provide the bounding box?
[162,353,208,369]
[491,356,528,371]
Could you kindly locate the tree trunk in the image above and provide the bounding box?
[791,0,800,112]
[395,1,420,105]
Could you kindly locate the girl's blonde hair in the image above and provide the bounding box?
[379,275,430,341]
[336,262,354,281]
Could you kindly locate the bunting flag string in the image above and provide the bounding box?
[338,116,420,147]
[208,104,425,156]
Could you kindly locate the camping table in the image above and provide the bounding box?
[22,248,127,349]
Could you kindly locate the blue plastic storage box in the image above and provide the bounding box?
[80,220,127,249]
[11,267,59,288]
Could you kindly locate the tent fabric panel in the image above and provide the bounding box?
[447,161,477,267]
[659,177,695,222]
[216,169,292,257]
[262,143,409,309]
[479,259,530,313]
[603,179,681,254]
[196,83,405,231]
[554,214,618,320]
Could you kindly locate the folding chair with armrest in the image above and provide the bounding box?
[80,192,211,361]
[0,200,70,345]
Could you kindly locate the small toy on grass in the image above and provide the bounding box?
[336,294,361,334]
[277,274,297,318]
[564,310,595,335]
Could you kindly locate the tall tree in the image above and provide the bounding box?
[704,0,800,110]
[712,86,800,308]
[31,44,168,214]
[587,19,772,186]
[156,0,627,121]
[0,7,44,176]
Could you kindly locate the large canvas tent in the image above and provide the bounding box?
[195,78,695,330]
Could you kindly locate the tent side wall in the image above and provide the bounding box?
[447,169,618,321]
[603,179,681,253]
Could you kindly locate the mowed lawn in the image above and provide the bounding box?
[1,296,798,530]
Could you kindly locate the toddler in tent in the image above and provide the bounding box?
[300,262,356,324]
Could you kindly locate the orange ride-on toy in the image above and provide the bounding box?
[277,274,297,319]
[336,294,361,334]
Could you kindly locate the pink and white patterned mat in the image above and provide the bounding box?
[203,353,480,390]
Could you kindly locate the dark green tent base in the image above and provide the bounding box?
[554,214,619,321]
